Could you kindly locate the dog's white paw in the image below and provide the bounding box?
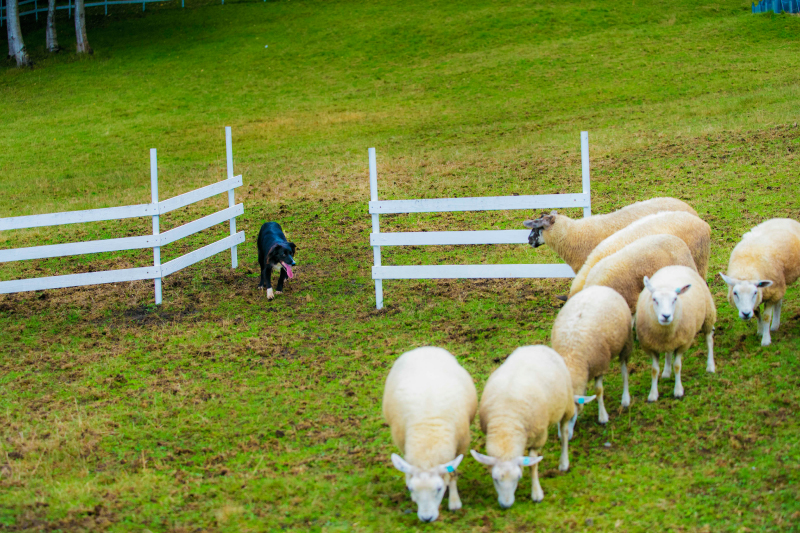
[267,288,275,300]
[275,291,282,295]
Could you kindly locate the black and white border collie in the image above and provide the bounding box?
[256,222,297,300]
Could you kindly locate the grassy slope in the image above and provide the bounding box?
[1,0,800,531]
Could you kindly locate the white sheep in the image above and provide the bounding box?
[470,346,594,507]
[522,197,698,272]
[570,211,711,298]
[635,266,716,403]
[719,218,800,346]
[551,286,633,432]
[382,346,478,522]
[576,234,699,313]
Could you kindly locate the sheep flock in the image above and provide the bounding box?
[382,199,800,521]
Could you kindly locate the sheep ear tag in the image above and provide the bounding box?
[446,465,455,473]
[574,395,596,405]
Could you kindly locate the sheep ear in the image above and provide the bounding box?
[643,276,656,294]
[516,455,543,467]
[675,284,691,296]
[719,272,738,286]
[391,454,417,475]
[523,219,536,229]
[542,213,557,226]
[756,280,773,288]
[438,454,464,474]
[574,395,596,405]
[470,450,498,467]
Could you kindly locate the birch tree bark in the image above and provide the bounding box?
[74,0,93,55]
[46,0,61,53]
[5,0,32,67]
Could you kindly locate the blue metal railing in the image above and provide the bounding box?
[752,0,800,13]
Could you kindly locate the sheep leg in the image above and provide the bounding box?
[761,306,773,346]
[621,361,631,408]
[661,352,673,379]
[673,351,685,399]
[531,451,544,502]
[567,411,578,441]
[647,353,660,403]
[755,308,764,336]
[446,473,462,511]
[596,375,608,425]
[558,418,570,472]
[706,327,715,373]
[770,299,782,332]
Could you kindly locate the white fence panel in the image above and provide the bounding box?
[369,131,592,309]
[373,264,576,280]
[0,128,245,303]
[0,266,160,294]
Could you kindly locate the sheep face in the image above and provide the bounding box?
[719,273,773,320]
[391,453,462,522]
[522,212,557,248]
[470,450,543,509]
[643,276,691,325]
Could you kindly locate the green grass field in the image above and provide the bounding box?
[2,0,800,531]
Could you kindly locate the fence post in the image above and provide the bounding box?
[225,127,238,269]
[151,149,163,305]
[369,147,383,309]
[581,131,591,218]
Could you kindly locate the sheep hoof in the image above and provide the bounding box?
[531,494,544,503]
[598,419,608,426]
[647,395,658,403]
[448,500,462,511]
[761,339,771,347]
[706,365,716,374]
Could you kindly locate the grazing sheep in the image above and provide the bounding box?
[576,234,699,312]
[551,286,634,432]
[570,211,711,297]
[470,346,595,507]
[635,266,716,403]
[522,197,698,272]
[382,347,478,522]
[719,218,800,346]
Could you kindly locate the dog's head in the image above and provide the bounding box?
[268,242,297,278]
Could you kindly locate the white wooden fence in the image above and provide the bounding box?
[0,127,244,304]
[0,0,266,24]
[369,131,592,309]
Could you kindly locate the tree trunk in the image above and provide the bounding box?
[46,0,60,53]
[74,0,92,55]
[6,0,31,67]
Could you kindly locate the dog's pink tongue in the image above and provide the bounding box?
[282,262,294,279]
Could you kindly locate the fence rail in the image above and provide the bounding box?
[0,127,244,304]
[0,0,266,25]
[368,132,592,309]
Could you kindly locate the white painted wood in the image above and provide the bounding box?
[159,204,244,246]
[157,175,242,215]
[369,147,384,309]
[225,126,238,269]
[581,131,591,218]
[0,235,155,262]
[371,229,530,247]
[373,264,576,280]
[0,266,160,294]
[369,193,590,215]
[160,231,245,277]
[0,204,155,231]
[151,148,162,305]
